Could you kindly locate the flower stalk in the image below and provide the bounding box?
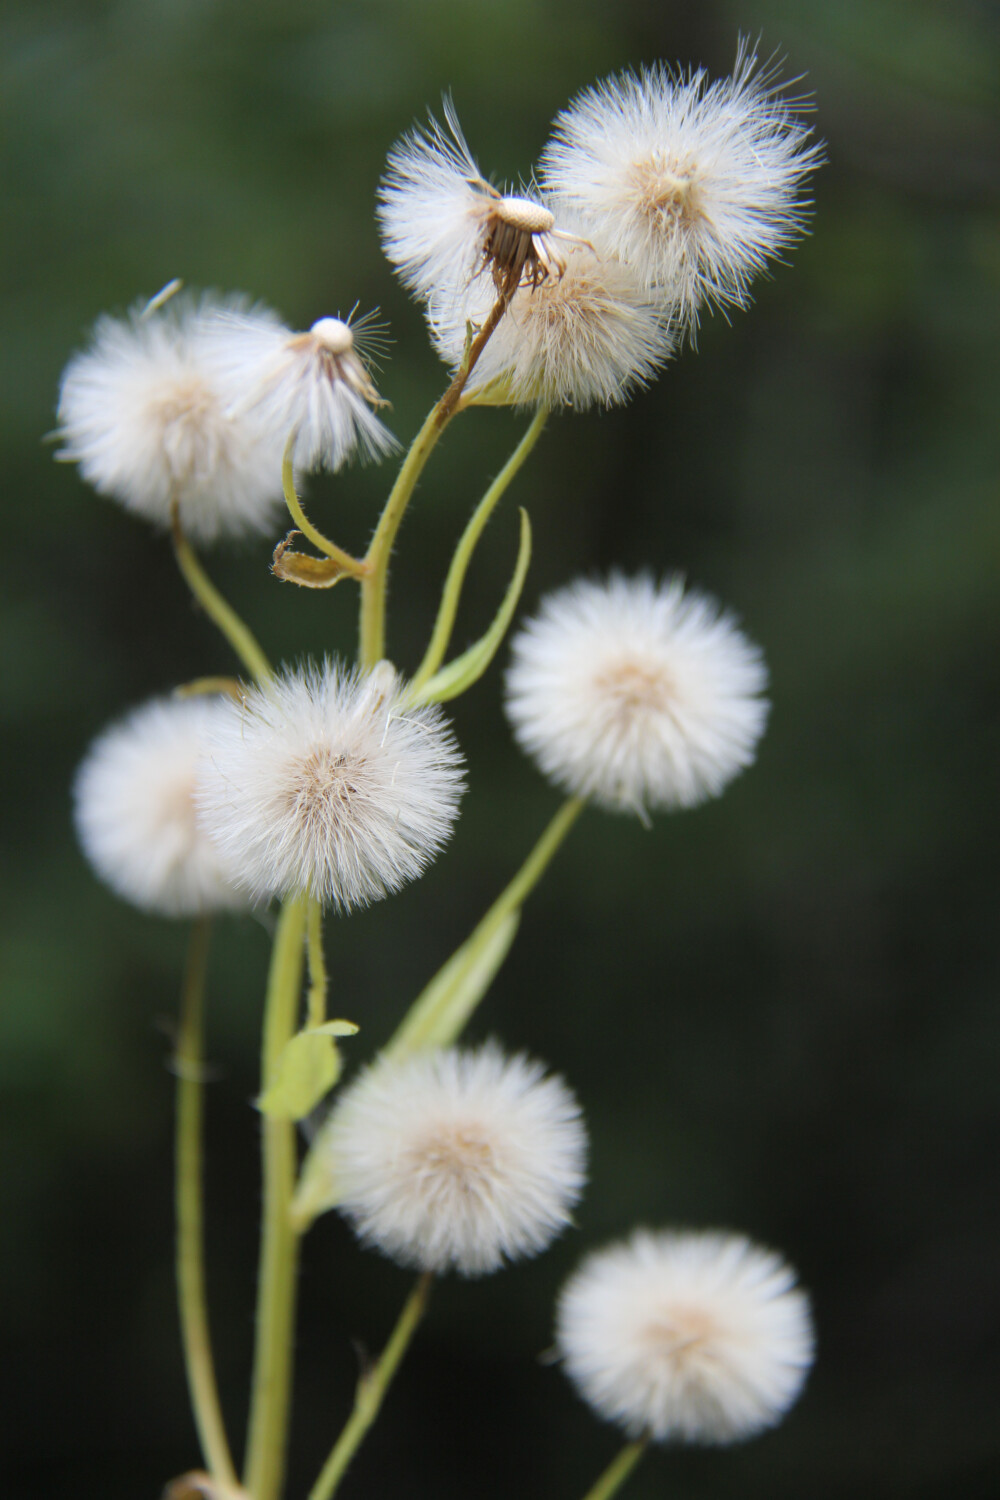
[174,917,238,1488]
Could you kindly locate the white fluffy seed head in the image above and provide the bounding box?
[431,233,675,410]
[378,100,572,306]
[557,1229,815,1443]
[56,292,286,543]
[74,695,248,918]
[326,1043,588,1276]
[505,573,768,816]
[194,660,465,911]
[198,307,397,473]
[541,45,821,337]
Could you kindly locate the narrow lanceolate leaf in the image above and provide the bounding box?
[409,508,531,706]
[257,1021,357,1121]
[291,913,520,1230]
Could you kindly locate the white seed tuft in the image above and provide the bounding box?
[540,44,822,337]
[505,573,768,815]
[557,1228,815,1443]
[326,1043,588,1276]
[56,293,286,543]
[194,660,465,911]
[74,694,248,918]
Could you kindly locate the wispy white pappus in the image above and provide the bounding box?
[378,98,581,306]
[74,694,248,918]
[505,573,768,815]
[541,44,821,336]
[326,1042,588,1275]
[200,308,397,473]
[194,660,465,911]
[556,1228,814,1442]
[56,292,286,543]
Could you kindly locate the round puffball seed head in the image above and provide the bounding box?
[74,695,248,919]
[504,573,768,814]
[326,1044,588,1276]
[194,661,465,911]
[56,294,287,543]
[556,1229,815,1443]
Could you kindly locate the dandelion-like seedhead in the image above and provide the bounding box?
[73,695,247,919]
[505,573,768,815]
[556,1229,814,1443]
[431,231,674,410]
[200,308,397,473]
[326,1043,588,1276]
[378,100,578,307]
[194,661,465,911]
[541,44,820,335]
[56,293,286,543]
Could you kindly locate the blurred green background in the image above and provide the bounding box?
[3,1,998,1496]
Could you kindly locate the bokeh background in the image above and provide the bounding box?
[3,1,998,1496]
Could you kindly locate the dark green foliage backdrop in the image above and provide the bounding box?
[2,1,998,1496]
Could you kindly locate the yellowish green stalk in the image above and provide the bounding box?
[409,407,548,695]
[175,918,238,1488]
[306,1273,434,1500]
[282,447,369,577]
[243,895,308,1500]
[358,292,510,671]
[386,797,584,1062]
[579,1440,648,1500]
[171,509,272,683]
[306,896,328,1030]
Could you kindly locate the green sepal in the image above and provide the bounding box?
[409,508,531,707]
[257,1020,358,1122]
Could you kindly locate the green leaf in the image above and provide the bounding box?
[291,914,520,1231]
[410,508,531,707]
[257,1026,353,1121]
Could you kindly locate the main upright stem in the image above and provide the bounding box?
[243,895,308,1500]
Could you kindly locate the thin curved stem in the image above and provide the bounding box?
[579,1440,648,1500]
[281,446,369,577]
[243,895,308,1500]
[306,896,328,1030]
[171,507,272,683]
[174,918,238,1488]
[358,292,510,671]
[410,406,548,695]
[307,1273,433,1500]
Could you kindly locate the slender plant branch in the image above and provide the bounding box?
[243,895,309,1500]
[385,796,584,1060]
[579,1440,649,1500]
[174,917,238,1488]
[171,505,273,683]
[409,406,548,694]
[306,896,328,1030]
[307,1272,434,1500]
[358,291,510,671]
[281,445,369,577]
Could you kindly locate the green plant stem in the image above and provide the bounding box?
[172,508,273,683]
[357,292,509,671]
[174,918,238,1488]
[386,796,584,1060]
[243,895,308,1500]
[306,896,327,1030]
[282,447,368,577]
[579,1440,648,1500]
[409,406,549,694]
[307,1273,434,1500]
